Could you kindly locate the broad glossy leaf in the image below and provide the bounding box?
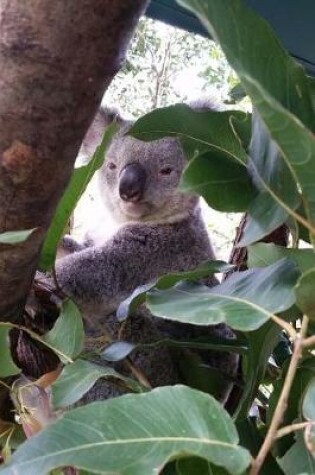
[0,386,251,475]
[248,243,315,273]
[241,114,299,245]
[147,259,299,331]
[0,229,36,245]
[52,359,140,408]
[295,269,315,320]
[235,321,281,421]
[117,260,232,321]
[279,431,315,474]
[303,378,315,421]
[0,327,20,377]
[44,299,84,362]
[179,0,315,239]
[180,150,256,212]
[129,104,250,163]
[39,123,117,271]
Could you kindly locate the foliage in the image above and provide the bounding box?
[1,0,315,474]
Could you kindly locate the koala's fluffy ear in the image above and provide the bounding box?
[186,96,223,112]
[78,107,125,161]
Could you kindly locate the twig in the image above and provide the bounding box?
[302,335,315,348]
[275,421,313,439]
[270,314,297,339]
[125,357,152,390]
[250,315,309,475]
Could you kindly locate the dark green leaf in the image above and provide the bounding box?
[248,243,315,273]
[240,113,300,245]
[0,229,36,245]
[44,299,84,362]
[39,123,117,271]
[295,269,315,320]
[146,259,299,331]
[180,150,256,212]
[117,260,232,321]
[0,327,20,377]
[176,457,226,474]
[130,104,250,163]
[0,386,251,475]
[235,321,281,420]
[51,359,140,408]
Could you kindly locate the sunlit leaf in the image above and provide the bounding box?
[295,269,315,320]
[0,386,251,475]
[39,123,117,271]
[52,359,141,408]
[146,259,298,331]
[44,299,84,362]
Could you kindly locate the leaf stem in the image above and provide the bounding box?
[250,315,309,475]
[270,314,296,339]
[275,421,313,439]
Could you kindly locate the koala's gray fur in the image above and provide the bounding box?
[55,104,238,404]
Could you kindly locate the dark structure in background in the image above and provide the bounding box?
[147,0,315,76]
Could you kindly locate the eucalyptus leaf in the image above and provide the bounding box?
[146,259,299,331]
[178,0,315,240]
[44,299,84,362]
[302,377,315,422]
[0,327,20,377]
[0,229,37,245]
[0,386,251,475]
[39,123,117,271]
[117,260,232,321]
[278,431,315,475]
[295,269,315,320]
[248,243,315,273]
[129,104,250,163]
[180,150,256,212]
[101,341,136,362]
[52,359,140,408]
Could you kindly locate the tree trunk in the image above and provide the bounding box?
[0,0,148,323]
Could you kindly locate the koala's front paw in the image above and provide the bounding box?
[56,235,85,259]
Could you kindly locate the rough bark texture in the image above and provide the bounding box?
[0,0,148,323]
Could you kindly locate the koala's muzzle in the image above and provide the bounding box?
[119,163,147,202]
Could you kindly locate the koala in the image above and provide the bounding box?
[55,104,238,404]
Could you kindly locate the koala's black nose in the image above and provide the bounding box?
[119,163,147,202]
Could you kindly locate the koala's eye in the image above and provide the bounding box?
[159,167,173,176]
[108,162,117,170]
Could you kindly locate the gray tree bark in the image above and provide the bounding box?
[0,0,148,323]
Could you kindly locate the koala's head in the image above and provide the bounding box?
[83,108,199,225]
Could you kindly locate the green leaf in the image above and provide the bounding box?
[303,377,315,421]
[101,341,136,362]
[0,386,251,475]
[180,150,256,212]
[117,260,232,321]
[295,269,315,320]
[278,431,315,475]
[248,243,315,273]
[0,229,36,245]
[51,359,140,408]
[129,104,251,163]
[240,113,300,245]
[44,299,84,362]
[146,259,299,331]
[178,0,315,240]
[176,457,227,474]
[0,327,20,377]
[234,321,281,420]
[39,123,117,271]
